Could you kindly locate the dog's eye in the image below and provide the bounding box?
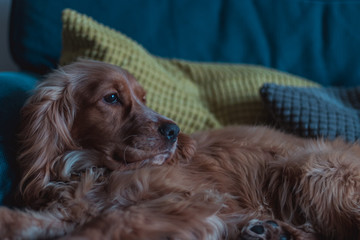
[103,93,121,104]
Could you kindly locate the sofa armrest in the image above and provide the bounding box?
[0,72,38,206]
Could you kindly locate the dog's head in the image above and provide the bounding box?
[69,60,180,166]
[19,60,194,202]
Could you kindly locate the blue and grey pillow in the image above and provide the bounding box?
[260,83,360,142]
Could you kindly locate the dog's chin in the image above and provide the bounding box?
[142,142,177,166]
[114,141,177,167]
[142,152,172,165]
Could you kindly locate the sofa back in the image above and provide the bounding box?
[9,0,360,86]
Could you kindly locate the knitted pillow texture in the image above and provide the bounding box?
[260,83,360,142]
[60,9,318,133]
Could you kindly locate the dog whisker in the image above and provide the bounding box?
[122,134,138,143]
[123,145,129,165]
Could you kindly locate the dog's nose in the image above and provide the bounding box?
[158,123,180,142]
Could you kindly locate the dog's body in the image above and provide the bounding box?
[1,60,360,239]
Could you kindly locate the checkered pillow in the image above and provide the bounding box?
[61,9,318,133]
[260,83,360,142]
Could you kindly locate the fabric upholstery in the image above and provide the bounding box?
[0,72,38,205]
[9,0,360,86]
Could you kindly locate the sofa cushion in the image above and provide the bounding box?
[60,9,318,134]
[260,83,360,142]
[0,72,38,205]
[9,0,360,86]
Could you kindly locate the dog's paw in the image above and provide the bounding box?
[239,219,292,240]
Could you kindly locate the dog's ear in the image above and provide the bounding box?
[18,69,78,204]
[171,133,196,163]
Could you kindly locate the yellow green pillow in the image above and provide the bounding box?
[61,9,319,134]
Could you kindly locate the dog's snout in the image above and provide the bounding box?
[158,123,180,142]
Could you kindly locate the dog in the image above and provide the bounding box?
[1,59,360,239]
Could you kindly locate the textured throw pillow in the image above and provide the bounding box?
[61,9,318,133]
[260,83,360,142]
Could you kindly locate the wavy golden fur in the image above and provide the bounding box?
[1,60,360,239]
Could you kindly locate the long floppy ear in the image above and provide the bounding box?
[18,69,78,204]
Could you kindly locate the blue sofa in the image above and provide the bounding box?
[2,0,360,205]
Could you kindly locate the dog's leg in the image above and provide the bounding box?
[267,140,360,240]
[0,206,74,239]
[61,209,224,240]
[61,191,227,240]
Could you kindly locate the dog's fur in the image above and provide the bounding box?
[1,60,360,239]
